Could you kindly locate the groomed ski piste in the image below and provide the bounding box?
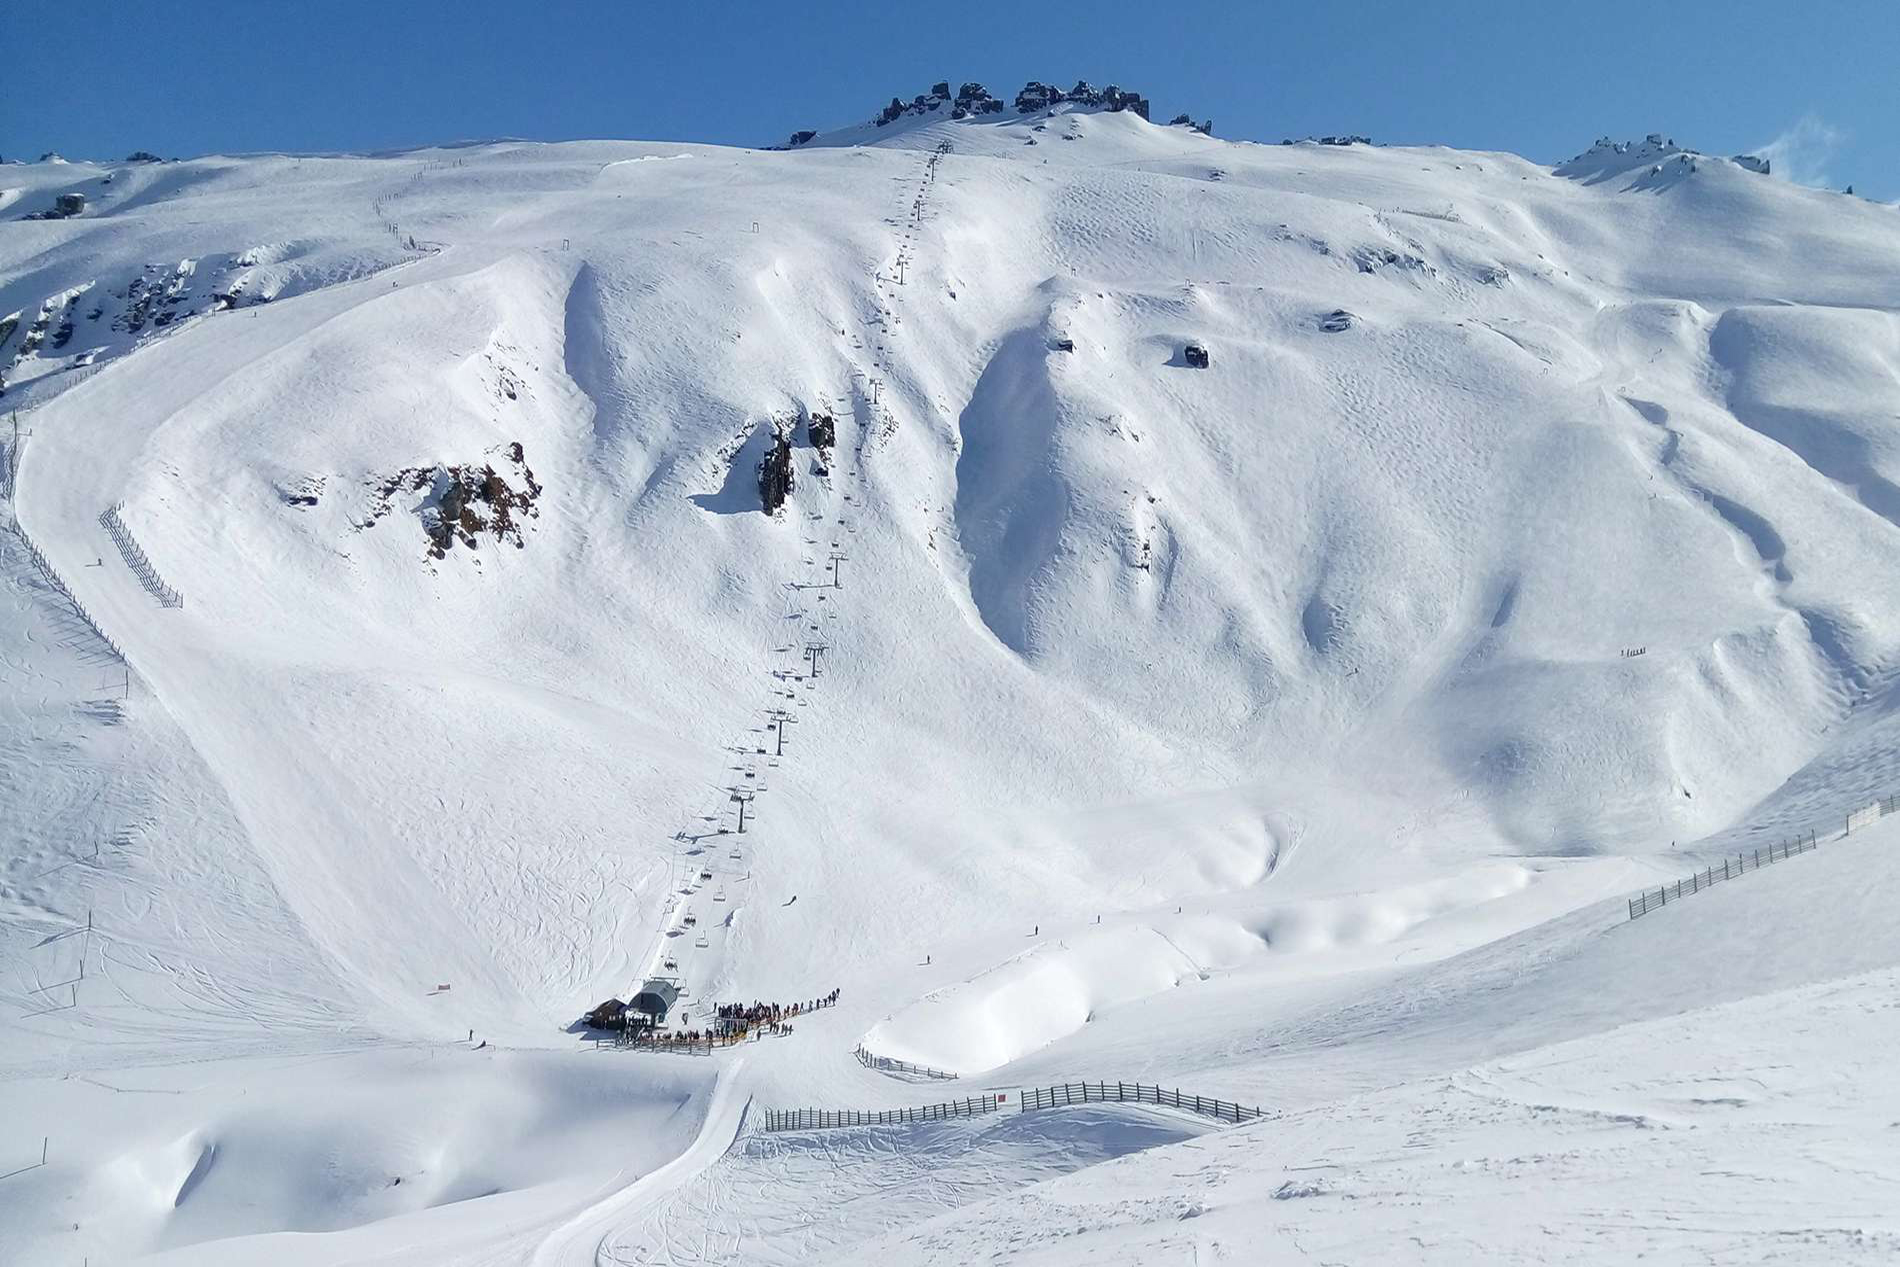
[3,91,1900,1264]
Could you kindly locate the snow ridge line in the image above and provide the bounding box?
[99,502,184,609]
[763,1080,1265,1132]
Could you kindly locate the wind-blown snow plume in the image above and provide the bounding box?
[1753,112,1846,188]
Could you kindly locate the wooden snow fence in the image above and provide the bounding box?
[762,1081,1264,1133]
[1627,788,1900,921]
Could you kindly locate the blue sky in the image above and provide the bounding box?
[4,1,1894,197]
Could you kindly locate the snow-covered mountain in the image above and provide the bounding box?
[4,89,1900,1264]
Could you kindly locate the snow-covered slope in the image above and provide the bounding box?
[4,100,1900,1263]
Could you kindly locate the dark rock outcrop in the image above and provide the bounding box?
[758,429,795,514]
[364,441,543,559]
[1015,80,1149,119]
[807,412,836,453]
[859,78,1159,129]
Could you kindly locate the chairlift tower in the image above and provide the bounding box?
[729,787,755,833]
[769,708,794,756]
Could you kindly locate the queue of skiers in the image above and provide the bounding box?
[620,990,843,1052]
[713,989,841,1038]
